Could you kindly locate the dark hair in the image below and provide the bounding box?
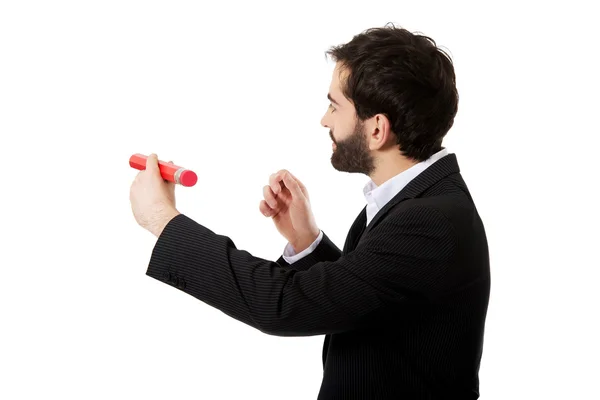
[325,22,459,162]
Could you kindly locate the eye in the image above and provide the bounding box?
[329,103,336,113]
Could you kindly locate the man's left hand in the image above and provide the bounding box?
[130,153,181,237]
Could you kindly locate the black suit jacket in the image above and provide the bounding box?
[146,153,490,399]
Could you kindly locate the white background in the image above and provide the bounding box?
[1,1,598,398]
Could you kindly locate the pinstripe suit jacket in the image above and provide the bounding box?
[146,153,490,399]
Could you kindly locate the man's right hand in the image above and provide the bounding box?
[259,169,320,253]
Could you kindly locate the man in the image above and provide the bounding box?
[130,23,490,399]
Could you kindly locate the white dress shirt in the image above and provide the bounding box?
[282,147,450,264]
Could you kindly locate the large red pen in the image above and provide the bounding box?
[129,153,198,187]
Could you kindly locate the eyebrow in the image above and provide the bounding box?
[328,93,341,106]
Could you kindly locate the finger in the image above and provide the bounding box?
[263,185,279,209]
[268,175,293,204]
[269,173,283,195]
[274,169,307,196]
[282,171,304,199]
[259,200,275,217]
[146,153,159,174]
[284,170,307,193]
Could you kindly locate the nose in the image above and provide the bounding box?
[320,109,330,129]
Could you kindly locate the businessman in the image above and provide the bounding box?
[130,23,490,399]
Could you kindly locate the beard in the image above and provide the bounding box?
[330,119,376,175]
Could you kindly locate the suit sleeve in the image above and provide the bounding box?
[146,207,457,337]
[281,230,325,264]
[276,230,342,271]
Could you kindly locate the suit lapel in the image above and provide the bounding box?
[356,153,460,247]
[342,206,367,254]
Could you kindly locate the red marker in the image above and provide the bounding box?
[129,153,198,187]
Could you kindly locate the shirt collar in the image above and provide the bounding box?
[363,147,449,209]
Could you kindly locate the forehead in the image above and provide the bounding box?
[329,63,348,95]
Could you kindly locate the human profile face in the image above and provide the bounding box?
[321,63,376,175]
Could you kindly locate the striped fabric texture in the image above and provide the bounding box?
[147,153,490,399]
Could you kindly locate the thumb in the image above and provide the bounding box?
[282,172,305,201]
[146,153,159,174]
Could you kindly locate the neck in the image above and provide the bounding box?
[369,154,418,186]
